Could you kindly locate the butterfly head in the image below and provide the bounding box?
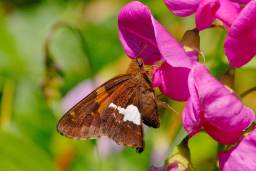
[135,58,144,68]
[126,58,145,74]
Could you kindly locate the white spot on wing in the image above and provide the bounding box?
[108,103,141,125]
[123,105,141,125]
[109,103,117,109]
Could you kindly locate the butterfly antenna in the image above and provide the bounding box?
[157,100,179,115]
[200,51,206,63]
[135,44,148,65]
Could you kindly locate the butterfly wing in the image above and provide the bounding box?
[137,77,160,128]
[99,80,144,152]
[57,74,131,139]
[57,74,144,152]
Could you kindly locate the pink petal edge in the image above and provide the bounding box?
[163,0,200,16]
[224,0,256,67]
[219,128,256,171]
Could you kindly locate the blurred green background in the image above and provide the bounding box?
[0,0,255,171]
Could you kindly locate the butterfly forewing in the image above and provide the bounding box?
[57,74,131,139]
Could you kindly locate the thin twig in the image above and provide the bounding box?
[240,86,256,98]
[209,24,225,30]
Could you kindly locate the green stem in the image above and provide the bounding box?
[209,24,225,30]
[240,86,256,98]
[1,80,15,128]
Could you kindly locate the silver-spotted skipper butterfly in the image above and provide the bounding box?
[57,58,160,153]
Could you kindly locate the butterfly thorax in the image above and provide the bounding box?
[125,59,159,128]
[126,58,152,85]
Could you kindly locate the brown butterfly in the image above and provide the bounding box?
[57,58,160,153]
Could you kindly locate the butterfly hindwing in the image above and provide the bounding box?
[137,79,160,128]
[99,80,144,152]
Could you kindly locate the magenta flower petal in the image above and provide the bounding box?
[152,62,190,101]
[118,1,162,64]
[182,99,201,136]
[185,63,255,144]
[219,128,256,171]
[118,1,193,67]
[183,64,202,136]
[224,0,256,67]
[195,0,220,31]
[163,0,200,16]
[216,0,241,27]
[231,0,251,4]
[152,20,194,68]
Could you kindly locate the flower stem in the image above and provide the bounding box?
[240,86,256,98]
[209,24,225,30]
[1,80,15,128]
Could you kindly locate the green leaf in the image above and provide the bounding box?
[81,18,123,73]
[189,132,218,171]
[0,129,58,171]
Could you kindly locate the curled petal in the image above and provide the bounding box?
[195,0,220,31]
[224,0,256,67]
[182,99,201,136]
[163,0,200,16]
[187,63,255,144]
[118,1,193,67]
[219,128,256,171]
[152,62,190,101]
[216,0,241,28]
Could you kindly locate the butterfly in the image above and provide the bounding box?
[57,58,160,153]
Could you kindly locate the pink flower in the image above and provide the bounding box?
[118,1,195,101]
[182,63,255,144]
[224,0,256,67]
[219,128,256,171]
[231,0,251,4]
[152,63,191,101]
[163,0,200,17]
[164,0,256,67]
[164,0,240,30]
